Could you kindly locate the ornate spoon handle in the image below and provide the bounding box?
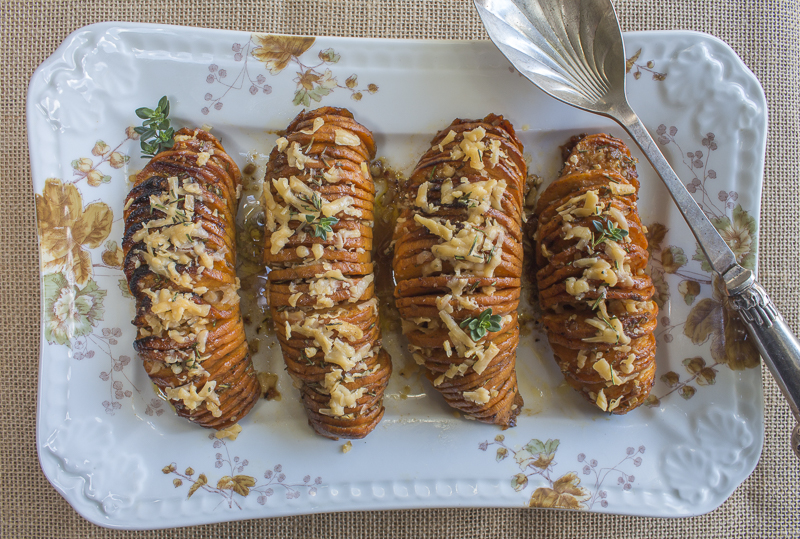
[618,105,800,456]
[725,270,800,456]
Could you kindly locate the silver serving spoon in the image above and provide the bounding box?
[474,0,800,457]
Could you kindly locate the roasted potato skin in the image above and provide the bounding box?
[532,133,657,414]
[262,107,392,440]
[123,128,260,430]
[392,114,527,427]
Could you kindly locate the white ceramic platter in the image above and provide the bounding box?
[28,23,766,529]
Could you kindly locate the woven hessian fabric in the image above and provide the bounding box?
[2,0,799,537]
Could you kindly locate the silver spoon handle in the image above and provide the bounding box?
[614,103,737,273]
[728,279,800,456]
[613,103,800,452]
[727,278,800,415]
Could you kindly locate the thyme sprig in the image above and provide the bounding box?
[310,216,339,239]
[591,286,607,311]
[590,218,629,248]
[459,307,503,342]
[134,96,174,158]
[297,192,323,213]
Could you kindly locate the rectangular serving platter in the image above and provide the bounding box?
[28,22,766,529]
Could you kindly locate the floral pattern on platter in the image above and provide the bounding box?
[625,48,668,81]
[202,35,379,114]
[34,120,758,505]
[36,126,146,414]
[36,178,114,286]
[70,131,135,187]
[640,126,760,407]
[479,435,644,510]
[27,27,769,524]
[34,115,321,510]
[163,433,323,509]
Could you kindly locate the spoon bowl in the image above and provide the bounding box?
[475,0,800,457]
[474,0,626,116]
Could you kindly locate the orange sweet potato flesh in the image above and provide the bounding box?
[123,128,260,430]
[262,107,392,440]
[532,133,657,414]
[391,114,526,427]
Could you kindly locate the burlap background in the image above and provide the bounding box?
[2,0,799,537]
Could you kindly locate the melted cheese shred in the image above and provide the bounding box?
[262,107,392,440]
[392,114,527,427]
[122,127,260,430]
[533,133,658,415]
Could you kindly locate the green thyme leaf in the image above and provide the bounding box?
[135,96,174,158]
[459,307,503,342]
[590,218,629,248]
[135,107,154,119]
[311,216,338,239]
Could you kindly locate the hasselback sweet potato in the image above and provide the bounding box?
[123,128,260,429]
[533,133,657,414]
[262,107,391,439]
[392,114,526,427]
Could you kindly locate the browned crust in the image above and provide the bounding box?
[122,128,260,430]
[262,107,391,440]
[391,114,526,427]
[532,133,657,414]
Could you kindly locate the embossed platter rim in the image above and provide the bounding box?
[29,22,766,529]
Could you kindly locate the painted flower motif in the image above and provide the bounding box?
[649,268,670,308]
[532,452,556,469]
[626,49,668,81]
[293,68,337,106]
[74,155,110,185]
[217,475,257,497]
[661,245,688,274]
[35,178,113,285]
[43,273,107,347]
[187,474,208,498]
[118,279,133,298]
[165,435,322,509]
[71,133,132,186]
[101,240,124,268]
[693,204,757,272]
[125,126,141,140]
[91,140,110,156]
[481,437,641,510]
[683,277,760,370]
[296,70,320,90]
[520,438,559,469]
[318,48,340,63]
[86,170,108,187]
[251,35,316,75]
[511,473,529,491]
[528,472,590,509]
[678,279,702,305]
[74,157,93,173]
[109,151,129,169]
[318,69,337,89]
[683,357,717,386]
[208,35,375,112]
